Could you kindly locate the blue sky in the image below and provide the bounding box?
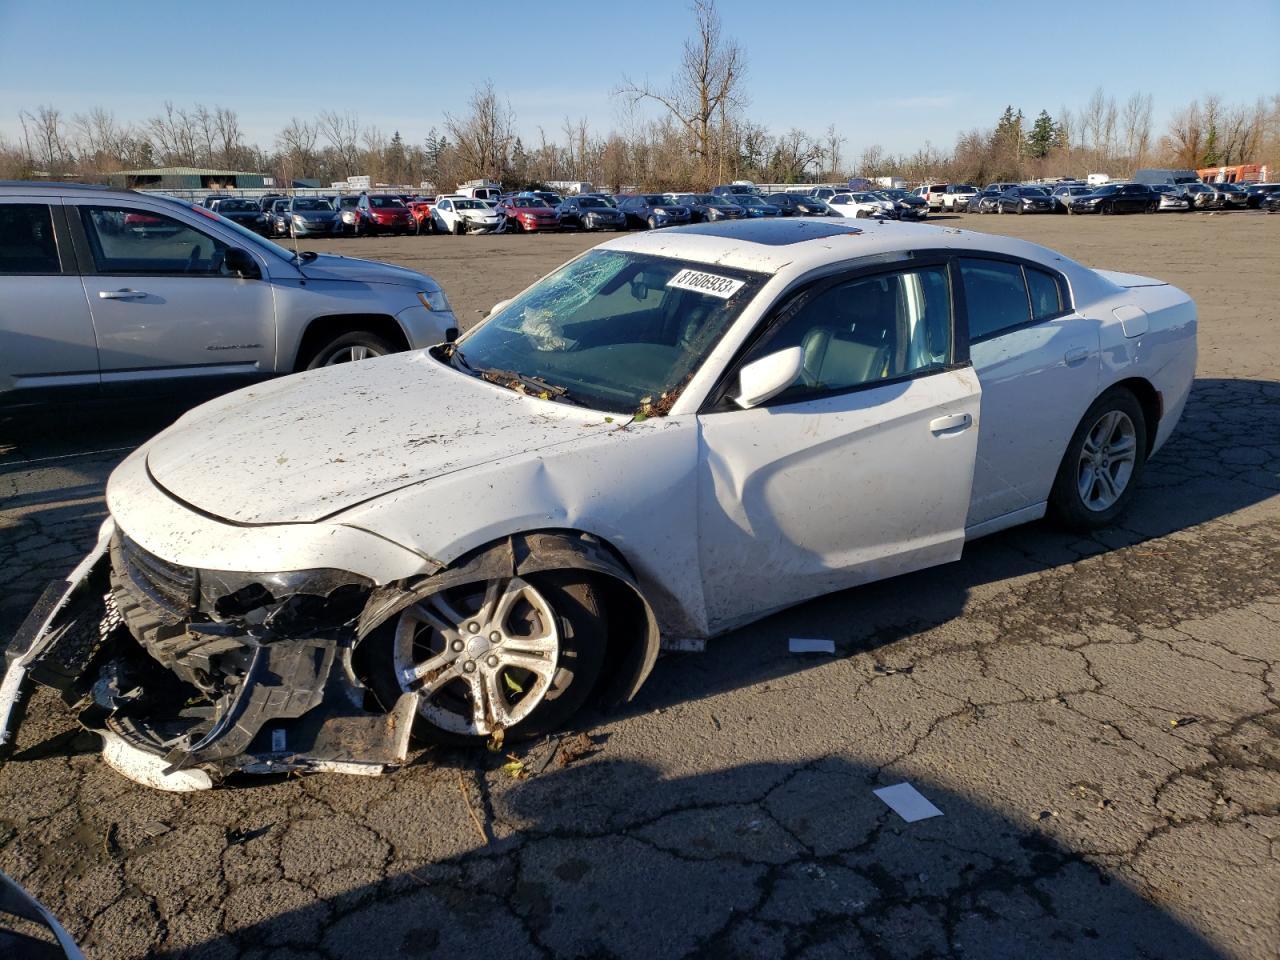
[1,0,1276,156]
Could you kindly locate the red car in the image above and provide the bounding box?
[355,194,415,236]
[407,198,435,234]
[498,196,562,232]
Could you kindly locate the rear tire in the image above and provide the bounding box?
[305,330,397,369]
[1048,387,1148,531]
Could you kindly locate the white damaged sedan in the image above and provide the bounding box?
[1,218,1196,789]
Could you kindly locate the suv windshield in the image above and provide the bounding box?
[154,198,297,263]
[453,250,764,413]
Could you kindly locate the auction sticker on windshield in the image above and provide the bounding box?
[666,268,745,299]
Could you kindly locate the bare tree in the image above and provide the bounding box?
[318,110,361,177]
[822,124,845,179]
[20,105,71,171]
[147,102,199,165]
[855,143,886,178]
[444,80,515,182]
[1162,100,1204,168]
[1120,92,1153,167]
[275,118,318,172]
[615,0,746,187]
[213,107,246,168]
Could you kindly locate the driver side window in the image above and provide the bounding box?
[741,264,954,403]
[78,206,230,276]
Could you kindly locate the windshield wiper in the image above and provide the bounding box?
[450,345,474,372]
[475,366,585,406]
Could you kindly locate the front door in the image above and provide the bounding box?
[67,200,276,395]
[696,261,981,633]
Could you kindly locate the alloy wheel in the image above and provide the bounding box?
[1076,410,1138,511]
[394,577,561,736]
[323,344,383,365]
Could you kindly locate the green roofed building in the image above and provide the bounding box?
[107,167,270,190]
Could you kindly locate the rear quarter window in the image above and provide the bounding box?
[0,203,61,274]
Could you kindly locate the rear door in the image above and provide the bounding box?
[0,196,100,402]
[960,256,1099,528]
[696,259,980,632]
[66,198,277,395]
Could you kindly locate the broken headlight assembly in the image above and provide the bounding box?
[1,528,418,790]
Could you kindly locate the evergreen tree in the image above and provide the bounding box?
[1202,123,1219,166]
[1025,110,1055,159]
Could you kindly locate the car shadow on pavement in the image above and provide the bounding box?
[610,376,1279,722]
[140,756,1225,960]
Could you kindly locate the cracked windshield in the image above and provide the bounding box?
[453,250,763,413]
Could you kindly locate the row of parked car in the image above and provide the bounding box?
[200,183,940,239]
[911,180,1280,216]
[200,176,1280,241]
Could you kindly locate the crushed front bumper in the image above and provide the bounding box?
[0,520,416,791]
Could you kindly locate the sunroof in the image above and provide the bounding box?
[669,218,864,246]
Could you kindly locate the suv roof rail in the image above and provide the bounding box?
[0,179,110,190]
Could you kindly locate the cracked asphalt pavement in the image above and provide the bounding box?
[0,213,1277,959]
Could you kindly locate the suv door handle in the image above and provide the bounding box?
[929,413,972,435]
[98,289,147,300]
[1064,347,1089,365]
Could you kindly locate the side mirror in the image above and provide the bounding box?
[731,346,804,409]
[489,298,512,316]
[225,247,261,280]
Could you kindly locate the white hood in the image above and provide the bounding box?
[144,352,611,525]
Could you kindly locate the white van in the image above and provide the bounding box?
[913,183,950,211]
[455,180,504,201]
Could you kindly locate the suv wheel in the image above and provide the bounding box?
[306,331,397,369]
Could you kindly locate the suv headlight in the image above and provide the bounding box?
[418,289,451,312]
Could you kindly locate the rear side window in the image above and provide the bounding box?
[1026,267,1065,320]
[958,258,1029,340]
[0,203,61,274]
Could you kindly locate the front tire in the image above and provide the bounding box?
[305,330,397,369]
[1049,388,1148,531]
[647,215,658,230]
[381,571,607,746]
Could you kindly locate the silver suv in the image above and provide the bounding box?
[0,182,458,407]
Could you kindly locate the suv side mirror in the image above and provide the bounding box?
[224,247,261,280]
[731,347,804,409]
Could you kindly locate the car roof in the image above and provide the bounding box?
[597,217,1091,277]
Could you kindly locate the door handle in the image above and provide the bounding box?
[929,413,972,435]
[98,289,147,300]
[1064,347,1089,365]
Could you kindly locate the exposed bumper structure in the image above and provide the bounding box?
[0,520,417,791]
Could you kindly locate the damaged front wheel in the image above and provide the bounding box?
[388,572,605,744]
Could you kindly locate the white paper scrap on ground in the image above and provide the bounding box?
[874,782,944,823]
[789,638,836,654]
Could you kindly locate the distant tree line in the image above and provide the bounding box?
[2,2,1276,190]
